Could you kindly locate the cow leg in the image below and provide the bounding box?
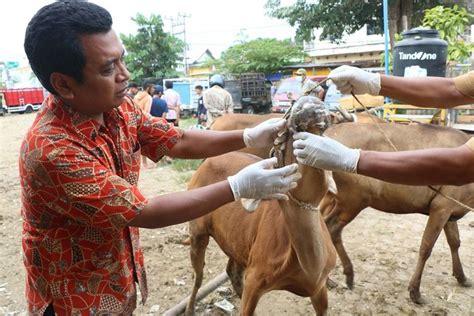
[226,259,245,298]
[239,268,266,316]
[325,209,358,289]
[310,286,328,316]
[443,221,472,287]
[185,233,210,316]
[408,209,450,304]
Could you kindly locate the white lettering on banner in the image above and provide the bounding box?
[398,52,437,61]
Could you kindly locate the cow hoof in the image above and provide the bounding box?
[326,277,338,289]
[409,289,428,305]
[345,275,354,290]
[181,236,191,245]
[458,277,472,287]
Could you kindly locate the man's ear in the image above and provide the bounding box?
[50,72,75,100]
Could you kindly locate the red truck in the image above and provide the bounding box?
[0,87,45,114]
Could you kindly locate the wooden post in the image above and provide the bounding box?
[163,272,229,316]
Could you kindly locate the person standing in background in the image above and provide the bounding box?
[204,74,233,127]
[127,82,139,98]
[134,81,155,168]
[163,81,181,126]
[270,81,278,98]
[296,68,325,101]
[195,85,207,127]
[133,81,154,114]
[150,84,168,119]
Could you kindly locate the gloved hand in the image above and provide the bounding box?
[227,157,301,201]
[243,118,286,148]
[328,65,381,95]
[293,132,360,173]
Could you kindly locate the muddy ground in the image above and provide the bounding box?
[0,113,472,315]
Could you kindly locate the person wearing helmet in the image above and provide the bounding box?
[204,74,234,127]
[295,68,309,90]
[301,79,323,97]
[298,68,325,101]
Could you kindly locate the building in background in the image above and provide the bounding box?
[188,49,217,78]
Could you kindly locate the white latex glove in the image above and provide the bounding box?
[328,65,381,95]
[227,157,301,201]
[243,118,286,148]
[293,132,360,173]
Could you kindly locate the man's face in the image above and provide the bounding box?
[67,30,130,115]
[195,89,202,96]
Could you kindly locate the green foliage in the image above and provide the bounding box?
[171,159,202,172]
[219,38,305,74]
[422,5,474,62]
[265,0,462,43]
[177,117,197,129]
[120,14,184,82]
[266,0,381,43]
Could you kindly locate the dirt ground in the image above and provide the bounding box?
[0,112,473,315]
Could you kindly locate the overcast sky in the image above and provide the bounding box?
[0,0,297,63]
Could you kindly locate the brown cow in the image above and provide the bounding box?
[185,97,336,315]
[322,122,473,304]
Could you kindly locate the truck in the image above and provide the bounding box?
[225,73,272,114]
[162,78,209,117]
[271,75,327,113]
[0,87,45,114]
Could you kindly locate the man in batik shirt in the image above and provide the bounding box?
[21,2,299,314]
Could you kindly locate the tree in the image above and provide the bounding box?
[217,38,306,74]
[422,5,473,62]
[120,14,184,82]
[265,0,467,49]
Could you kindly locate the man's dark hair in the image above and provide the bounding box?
[195,85,203,90]
[24,1,113,94]
[143,79,156,90]
[165,81,173,89]
[128,82,138,89]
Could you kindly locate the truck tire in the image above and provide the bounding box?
[244,106,255,115]
[24,105,34,114]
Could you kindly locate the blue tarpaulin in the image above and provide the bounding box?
[266,73,282,81]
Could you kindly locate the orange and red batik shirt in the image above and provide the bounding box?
[20,95,181,314]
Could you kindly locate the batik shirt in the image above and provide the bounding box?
[20,95,181,314]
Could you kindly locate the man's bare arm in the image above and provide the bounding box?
[129,181,234,228]
[357,145,474,186]
[379,75,473,108]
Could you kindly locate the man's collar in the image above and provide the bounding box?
[47,95,120,140]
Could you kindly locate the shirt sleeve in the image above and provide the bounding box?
[135,102,183,161]
[453,71,474,98]
[27,140,147,230]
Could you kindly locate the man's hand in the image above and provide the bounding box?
[293,132,360,173]
[227,157,301,200]
[329,65,381,95]
[243,118,286,148]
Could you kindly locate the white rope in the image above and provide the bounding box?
[288,192,320,212]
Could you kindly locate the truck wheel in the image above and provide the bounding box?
[244,106,255,115]
[25,106,34,114]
